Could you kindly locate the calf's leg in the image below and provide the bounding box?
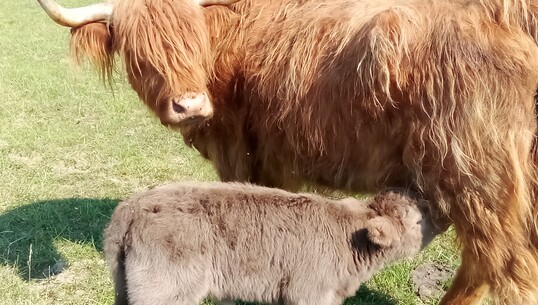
[124,252,210,305]
[287,291,343,305]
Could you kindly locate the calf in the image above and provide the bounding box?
[103,182,439,305]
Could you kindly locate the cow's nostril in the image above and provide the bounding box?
[172,100,186,113]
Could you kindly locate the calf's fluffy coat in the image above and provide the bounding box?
[103,182,438,305]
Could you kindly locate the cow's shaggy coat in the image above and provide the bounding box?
[103,182,437,305]
[58,0,538,303]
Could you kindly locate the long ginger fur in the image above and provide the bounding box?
[68,0,538,304]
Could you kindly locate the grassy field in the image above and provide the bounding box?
[1,1,460,304]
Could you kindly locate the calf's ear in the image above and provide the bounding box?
[365,216,399,247]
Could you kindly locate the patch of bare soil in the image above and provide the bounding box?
[411,263,455,302]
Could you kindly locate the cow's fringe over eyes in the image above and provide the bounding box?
[70,0,213,95]
[112,0,212,94]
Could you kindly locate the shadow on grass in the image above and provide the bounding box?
[236,285,397,305]
[0,198,119,280]
[343,285,398,305]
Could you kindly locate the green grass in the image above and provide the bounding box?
[1,1,460,304]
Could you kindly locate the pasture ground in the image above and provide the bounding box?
[1,1,461,304]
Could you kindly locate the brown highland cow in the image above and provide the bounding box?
[36,0,538,303]
[104,182,438,305]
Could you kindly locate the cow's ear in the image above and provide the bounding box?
[365,216,399,247]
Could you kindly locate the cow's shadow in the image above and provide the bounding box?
[0,198,397,305]
[0,198,118,279]
[237,284,398,305]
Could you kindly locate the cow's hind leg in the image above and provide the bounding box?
[439,196,538,305]
[433,146,538,305]
[438,250,489,305]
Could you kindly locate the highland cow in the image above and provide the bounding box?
[36,0,538,303]
[103,182,438,305]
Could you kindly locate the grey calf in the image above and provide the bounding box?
[103,182,439,305]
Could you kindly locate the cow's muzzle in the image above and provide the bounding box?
[161,92,213,126]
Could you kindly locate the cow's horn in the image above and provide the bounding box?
[37,0,112,27]
[196,0,241,6]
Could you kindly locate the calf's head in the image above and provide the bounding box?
[363,189,439,260]
[37,0,239,127]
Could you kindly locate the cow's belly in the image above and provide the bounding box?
[297,132,413,193]
[251,111,414,194]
